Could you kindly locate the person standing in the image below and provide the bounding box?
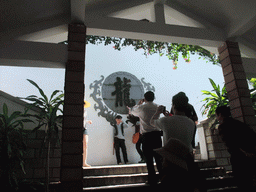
[83,101,92,167]
[129,91,162,185]
[135,121,146,163]
[216,106,256,191]
[126,114,145,163]
[152,93,195,150]
[170,92,198,148]
[111,115,129,165]
[150,93,202,191]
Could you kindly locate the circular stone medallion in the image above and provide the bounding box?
[102,71,144,114]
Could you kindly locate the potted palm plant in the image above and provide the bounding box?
[0,103,34,191]
[201,78,229,129]
[201,78,229,118]
[22,79,64,192]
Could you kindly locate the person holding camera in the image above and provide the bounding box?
[128,91,162,185]
[150,92,195,152]
[150,93,201,191]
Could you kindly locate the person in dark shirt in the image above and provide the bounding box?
[126,114,145,163]
[170,92,198,148]
[111,115,129,165]
[170,92,198,122]
[216,106,256,191]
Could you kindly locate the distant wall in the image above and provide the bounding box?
[12,130,61,182]
[0,91,40,130]
[17,130,61,182]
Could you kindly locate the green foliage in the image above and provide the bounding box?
[249,78,256,112]
[0,103,34,190]
[249,78,256,88]
[23,79,64,140]
[85,35,220,69]
[22,79,64,192]
[201,78,229,117]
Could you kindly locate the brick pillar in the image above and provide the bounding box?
[60,24,86,192]
[201,118,232,171]
[218,41,256,130]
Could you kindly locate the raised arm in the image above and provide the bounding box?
[150,105,165,128]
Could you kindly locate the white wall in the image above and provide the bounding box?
[0,92,40,130]
[84,43,226,166]
[0,43,225,166]
[85,46,167,166]
[196,123,208,160]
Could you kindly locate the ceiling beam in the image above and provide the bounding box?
[17,25,68,44]
[0,40,67,68]
[237,37,256,58]
[84,0,152,21]
[242,57,256,78]
[164,0,223,35]
[228,15,256,38]
[71,0,86,23]
[154,3,165,24]
[86,17,225,47]
[0,14,70,45]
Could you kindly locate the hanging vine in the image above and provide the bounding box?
[85,35,220,69]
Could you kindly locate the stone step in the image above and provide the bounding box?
[205,176,236,190]
[83,169,227,189]
[83,163,148,176]
[195,160,218,169]
[82,160,230,189]
[84,183,238,192]
[207,186,238,192]
[83,183,149,191]
[83,160,218,177]
[83,173,148,187]
[83,175,237,191]
[201,167,226,178]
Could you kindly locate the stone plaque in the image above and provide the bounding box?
[102,71,144,114]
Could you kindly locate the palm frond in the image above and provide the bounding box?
[49,90,63,103]
[27,79,49,104]
[3,103,8,117]
[201,79,229,117]
[209,78,218,92]
[8,111,22,125]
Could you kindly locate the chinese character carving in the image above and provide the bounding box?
[112,77,123,107]
[111,77,135,108]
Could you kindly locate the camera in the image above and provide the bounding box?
[162,106,166,113]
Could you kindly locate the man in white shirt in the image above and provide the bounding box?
[129,91,162,185]
[150,93,195,153]
[111,115,129,165]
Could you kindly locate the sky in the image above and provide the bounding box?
[0,42,226,122]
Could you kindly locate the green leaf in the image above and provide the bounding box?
[25,95,38,98]
[32,122,45,132]
[20,161,26,174]
[201,78,229,117]
[20,119,34,123]
[222,85,227,95]
[50,93,64,105]
[8,111,22,124]
[49,90,62,103]
[3,103,8,116]
[27,79,48,104]
[209,78,218,92]
[7,143,12,157]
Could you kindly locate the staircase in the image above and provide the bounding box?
[82,160,238,191]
